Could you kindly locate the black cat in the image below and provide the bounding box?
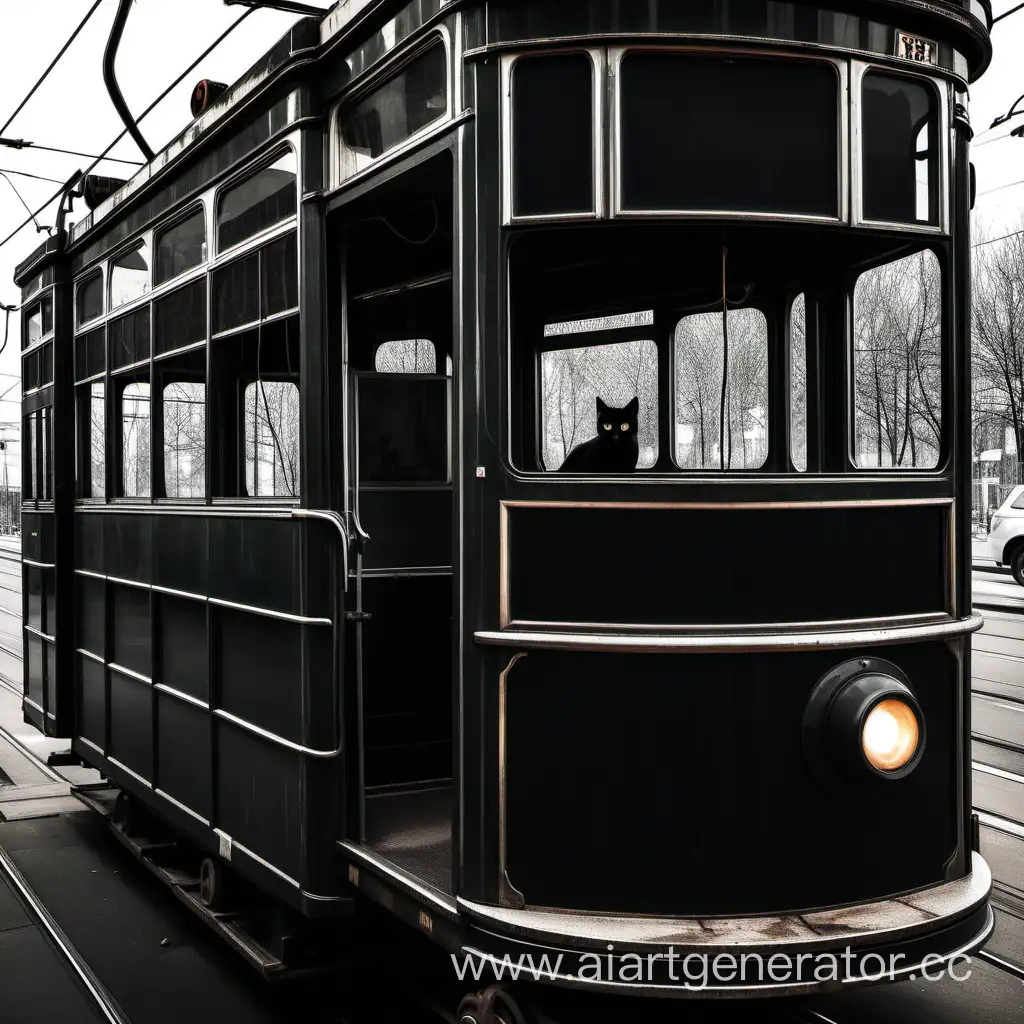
[558,397,640,473]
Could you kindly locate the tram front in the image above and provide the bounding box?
[459,0,994,1000]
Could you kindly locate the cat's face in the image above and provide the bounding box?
[596,396,639,444]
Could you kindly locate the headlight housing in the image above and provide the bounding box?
[803,658,925,782]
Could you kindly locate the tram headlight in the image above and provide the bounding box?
[862,699,920,773]
[803,658,925,781]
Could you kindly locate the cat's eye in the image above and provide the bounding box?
[603,423,613,431]
[621,423,631,432]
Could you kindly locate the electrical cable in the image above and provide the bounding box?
[0,6,256,251]
[0,0,106,137]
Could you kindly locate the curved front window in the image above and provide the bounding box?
[509,226,945,476]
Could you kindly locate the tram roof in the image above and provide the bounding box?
[14,0,993,285]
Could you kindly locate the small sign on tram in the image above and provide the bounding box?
[894,30,938,65]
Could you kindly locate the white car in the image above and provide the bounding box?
[988,484,1024,584]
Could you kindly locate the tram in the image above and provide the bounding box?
[13,0,995,1013]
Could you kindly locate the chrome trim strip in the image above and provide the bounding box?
[290,508,349,589]
[154,787,210,826]
[973,762,1024,787]
[0,847,129,1024]
[505,612,949,634]
[476,616,983,654]
[152,339,206,363]
[229,835,300,889]
[75,569,107,580]
[22,558,55,569]
[338,840,459,918]
[106,575,151,591]
[23,697,44,716]
[77,649,105,665]
[154,683,209,711]
[79,737,104,756]
[108,756,152,789]
[498,654,527,909]
[23,624,56,643]
[213,707,341,759]
[458,853,991,953]
[108,663,152,685]
[208,596,331,627]
[149,583,207,602]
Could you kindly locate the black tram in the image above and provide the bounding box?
[13,0,995,1010]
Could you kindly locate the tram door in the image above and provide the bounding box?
[341,154,455,873]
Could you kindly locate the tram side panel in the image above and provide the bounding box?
[72,510,346,914]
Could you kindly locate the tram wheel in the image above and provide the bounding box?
[198,857,231,911]
[1011,545,1024,587]
[457,985,528,1024]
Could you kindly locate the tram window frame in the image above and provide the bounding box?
[154,205,207,287]
[216,147,297,256]
[672,307,771,472]
[76,380,107,500]
[244,379,301,498]
[851,247,944,471]
[612,49,844,221]
[109,239,152,312]
[535,331,661,474]
[504,49,602,223]
[858,69,944,231]
[334,34,451,184]
[24,293,53,349]
[159,362,207,500]
[790,293,808,473]
[76,270,104,329]
[116,373,152,500]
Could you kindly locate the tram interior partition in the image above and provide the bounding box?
[340,152,457,891]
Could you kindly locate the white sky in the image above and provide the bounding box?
[0,1,1022,482]
[0,0,332,479]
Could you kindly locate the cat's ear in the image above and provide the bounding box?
[596,397,608,414]
[625,396,640,417]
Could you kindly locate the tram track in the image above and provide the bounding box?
[0,843,130,1023]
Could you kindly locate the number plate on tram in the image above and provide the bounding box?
[894,31,937,65]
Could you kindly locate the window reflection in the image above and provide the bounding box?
[674,310,769,470]
[155,208,206,286]
[375,339,437,373]
[164,382,206,498]
[540,339,658,472]
[245,381,300,497]
[77,273,103,327]
[791,295,807,472]
[110,242,151,310]
[340,41,448,178]
[122,381,151,497]
[89,382,105,497]
[853,250,941,469]
[217,151,296,252]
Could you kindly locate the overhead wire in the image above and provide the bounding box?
[0,168,65,186]
[0,0,106,137]
[0,141,142,167]
[0,6,256,251]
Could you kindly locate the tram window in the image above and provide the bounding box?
[155,207,206,286]
[75,326,106,382]
[23,351,38,393]
[155,278,206,355]
[540,339,658,472]
[261,233,298,317]
[27,415,37,499]
[25,295,52,347]
[619,53,839,217]
[791,294,808,473]
[375,339,437,373]
[163,381,206,499]
[217,150,296,252]
[40,408,52,501]
[77,381,106,499]
[512,53,593,217]
[213,232,297,334]
[853,250,942,469]
[77,272,103,327]
[339,40,448,179]
[863,74,938,225]
[41,342,53,387]
[109,241,151,310]
[120,379,151,498]
[245,381,300,497]
[674,310,769,471]
[109,307,151,370]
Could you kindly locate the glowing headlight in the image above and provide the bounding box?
[862,699,921,773]
[804,658,926,782]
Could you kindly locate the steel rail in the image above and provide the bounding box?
[0,846,130,1023]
